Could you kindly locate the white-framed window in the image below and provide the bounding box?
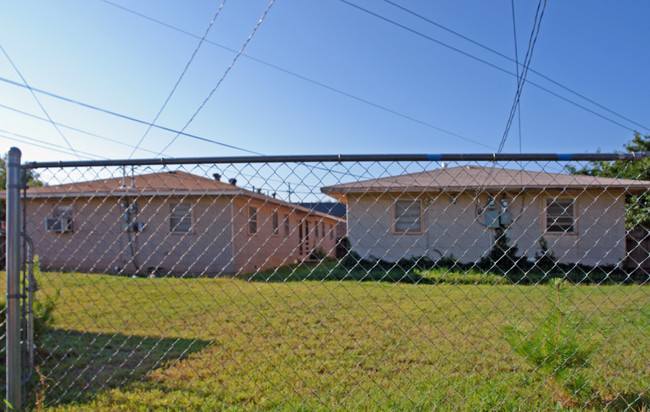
[315,221,319,237]
[170,203,191,233]
[46,205,73,232]
[272,211,279,235]
[249,206,258,234]
[321,222,325,238]
[284,214,290,237]
[545,198,575,233]
[394,200,422,234]
[329,224,334,240]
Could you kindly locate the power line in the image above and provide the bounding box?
[0,103,160,156]
[0,129,103,160]
[0,101,367,198]
[97,0,493,150]
[129,0,229,158]
[0,100,361,200]
[498,0,547,153]
[0,133,87,159]
[108,0,648,134]
[510,0,522,153]
[381,0,650,133]
[0,75,264,156]
[0,43,82,159]
[156,0,276,156]
[342,0,646,134]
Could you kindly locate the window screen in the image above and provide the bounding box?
[249,207,258,234]
[546,199,574,233]
[170,203,191,233]
[284,214,290,237]
[272,211,279,235]
[394,200,422,233]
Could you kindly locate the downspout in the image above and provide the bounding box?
[126,227,139,273]
[121,199,139,274]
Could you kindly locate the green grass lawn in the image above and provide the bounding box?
[2,265,649,410]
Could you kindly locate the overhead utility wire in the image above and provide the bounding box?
[342,0,644,134]
[0,134,90,159]
[0,102,350,192]
[0,97,363,192]
[0,76,263,156]
[0,129,103,160]
[510,0,522,153]
[0,94,354,191]
[128,0,228,158]
[0,103,161,156]
[156,0,276,156]
[101,0,648,137]
[0,43,81,159]
[381,0,650,133]
[498,0,547,153]
[97,0,492,149]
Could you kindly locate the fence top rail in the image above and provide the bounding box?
[21,152,650,169]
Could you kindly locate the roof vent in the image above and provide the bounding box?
[441,162,447,169]
[213,173,221,182]
[257,188,262,194]
[228,178,237,186]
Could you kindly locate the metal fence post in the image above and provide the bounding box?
[6,147,22,411]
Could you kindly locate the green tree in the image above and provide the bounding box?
[0,155,44,220]
[567,133,650,229]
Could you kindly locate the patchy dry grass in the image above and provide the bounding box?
[2,268,648,410]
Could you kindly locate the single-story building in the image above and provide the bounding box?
[18,171,342,276]
[298,202,347,258]
[321,165,650,267]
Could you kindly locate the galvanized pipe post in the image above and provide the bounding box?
[6,147,22,411]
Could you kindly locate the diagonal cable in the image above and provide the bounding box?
[510,0,523,153]
[0,43,81,159]
[155,0,276,156]
[128,0,229,158]
[381,0,650,133]
[498,0,547,153]
[0,75,263,155]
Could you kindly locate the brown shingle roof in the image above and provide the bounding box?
[24,170,237,196]
[321,166,650,197]
[16,171,343,222]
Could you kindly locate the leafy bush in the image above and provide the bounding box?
[0,291,58,344]
[534,236,557,272]
[478,227,525,275]
[308,247,329,261]
[33,291,58,338]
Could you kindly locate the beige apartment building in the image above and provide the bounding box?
[322,166,650,267]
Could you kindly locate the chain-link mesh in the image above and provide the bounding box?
[4,157,649,410]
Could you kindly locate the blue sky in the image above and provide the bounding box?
[0,0,648,163]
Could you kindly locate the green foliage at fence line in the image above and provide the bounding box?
[332,248,642,285]
[504,279,599,406]
[567,133,650,229]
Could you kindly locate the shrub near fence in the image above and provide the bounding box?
[3,152,649,410]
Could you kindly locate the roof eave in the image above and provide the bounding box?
[320,185,649,195]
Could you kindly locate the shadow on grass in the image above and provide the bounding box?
[28,328,210,408]
[603,392,650,411]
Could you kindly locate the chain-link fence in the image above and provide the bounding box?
[3,151,650,410]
